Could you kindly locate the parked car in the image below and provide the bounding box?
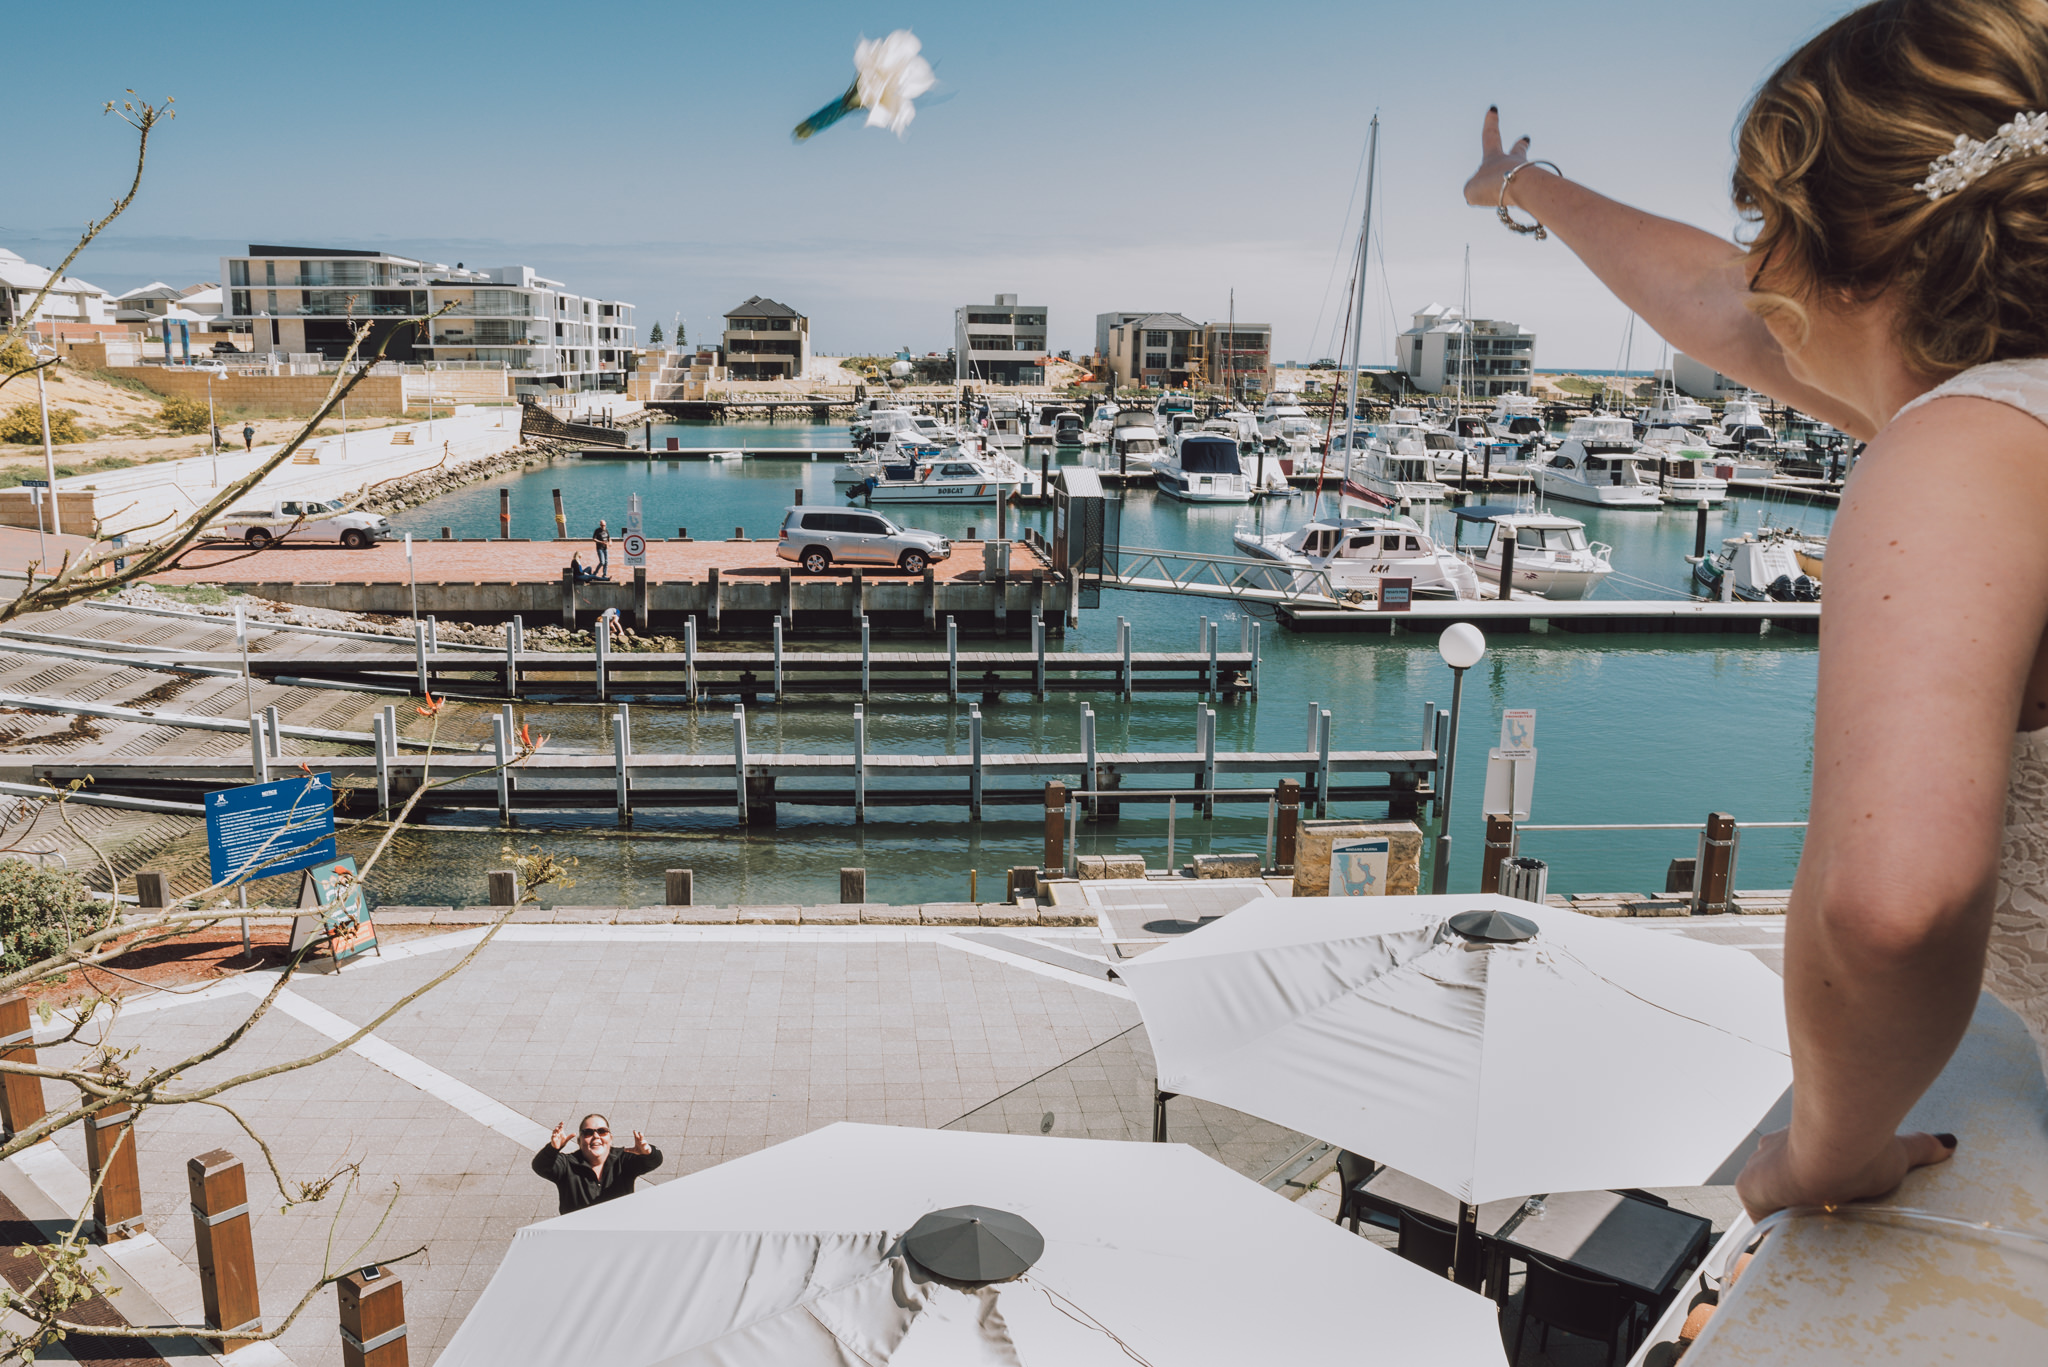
[219,498,392,549]
[777,506,950,574]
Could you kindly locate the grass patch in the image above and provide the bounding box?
[148,583,245,605]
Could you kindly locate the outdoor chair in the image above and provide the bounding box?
[1334,1152,1395,1233]
[1514,1251,1640,1367]
[1395,1208,1459,1281]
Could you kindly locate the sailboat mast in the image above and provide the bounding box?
[1343,114,1380,485]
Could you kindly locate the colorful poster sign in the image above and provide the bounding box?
[289,856,379,965]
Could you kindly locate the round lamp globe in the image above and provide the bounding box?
[1438,622,1487,671]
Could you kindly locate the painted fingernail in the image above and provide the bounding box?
[1935,1132,1958,1148]
[1489,104,1498,113]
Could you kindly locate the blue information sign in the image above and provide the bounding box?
[205,773,337,885]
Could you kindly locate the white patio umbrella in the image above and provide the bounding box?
[439,1122,1509,1366]
[1116,893,1792,1207]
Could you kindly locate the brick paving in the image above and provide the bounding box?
[146,536,1044,587]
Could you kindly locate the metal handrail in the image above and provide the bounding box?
[1105,544,1353,609]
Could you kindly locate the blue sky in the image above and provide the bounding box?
[4,0,1857,366]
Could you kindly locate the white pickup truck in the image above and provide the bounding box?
[220,499,393,549]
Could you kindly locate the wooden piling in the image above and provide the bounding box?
[634,567,650,634]
[1699,811,1737,913]
[708,567,723,633]
[0,994,46,1141]
[487,870,517,906]
[1275,779,1301,868]
[135,870,171,908]
[499,488,511,540]
[969,706,984,819]
[666,869,694,905]
[559,567,577,629]
[492,716,510,825]
[840,868,866,903]
[188,1149,261,1351]
[551,488,566,539]
[85,1102,144,1241]
[338,1267,408,1367]
[1043,780,1067,873]
[1481,815,1516,894]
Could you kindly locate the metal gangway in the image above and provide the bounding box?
[1098,544,1362,611]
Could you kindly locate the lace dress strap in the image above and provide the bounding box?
[1894,357,2048,431]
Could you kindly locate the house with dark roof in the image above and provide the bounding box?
[722,296,809,380]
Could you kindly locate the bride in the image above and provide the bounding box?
[1463,0,2048,1221]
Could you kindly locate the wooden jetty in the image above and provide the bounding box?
[591,445,860,460]
[1278,597,1820,635]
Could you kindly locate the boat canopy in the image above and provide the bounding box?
[1452,503,1527,522]
[1178,436,1243,475]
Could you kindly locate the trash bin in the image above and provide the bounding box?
[983,540,1012,576]
[1499,856,1549,906]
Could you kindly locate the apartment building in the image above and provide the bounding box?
[215,246,637,390]
[1103,313,1199,388]
[1201,322,1273,394]
[954,295,1047,386]
[1397,303,1534,396]
[721,297,809,380]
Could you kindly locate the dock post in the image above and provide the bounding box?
[860,616,871,699]
[1250,620,1261,695]
[500,487,511,540]
[853,704,866,823]
[1207,620,1219,696]
[1033,615,1047,698]
[1082,705,1097,818]
[840,868,866,903]
[969,705,984,819]
[1695,500,1710,559]
[772,615,784,702]
[488,869,517,905]
[1421,699,1437,749]
[414,620,428,696]
[1316,708,1333,817]
[685,615,699,703]
[1498,534,1516,602]
[1120,617,1132,698]
[1699,811,1737,913]
[634,567,650,635]
[613,712,631,826]
[0,993,47,1141]
[594,616,609,701]
[1240,615,1250,653]
[666,869,693,906]
[551,488,566,539]
[504,626,519,698]
[492,715,510,825]
[779,568,793,630]
[1203,707,1218,817]
[850,570,864,630]
[947,616,959,701]
[1276,779,1301,869]
[992,571,1008,635]
[428,615,440,655]
[512,614,524,658]
[1198,615,1208,660]
[1481,814,1516,893]
[1043,781,1067,874]
[708,567,722,634]
[372,713,389,811]
[248,716,267,784]
[733,705,749,825]
[923,569,937,632]
[188,1149,261,1352]
[85,1102,143,1242]
[264,704,281,759]
[560,567,577,629]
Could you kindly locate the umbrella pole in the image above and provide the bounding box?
[1452,1200,1483,1290]
[1152,1086,1176,1142]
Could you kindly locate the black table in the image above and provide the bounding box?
[1490,1189,1712,1305]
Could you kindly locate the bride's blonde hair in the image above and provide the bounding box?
[1735,0,2048,376]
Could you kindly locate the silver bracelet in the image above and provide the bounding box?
[1498,160,1563,239]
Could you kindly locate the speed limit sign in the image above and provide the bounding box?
[623,532,647,566]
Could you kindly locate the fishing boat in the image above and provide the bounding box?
[1533,417,1664,509]
[1450,505,1614,600]
[1152,431,1255,503]
[1693,530,1822,601]
[1233,515,1480,599]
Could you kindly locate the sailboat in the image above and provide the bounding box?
[1332,115,1400,520]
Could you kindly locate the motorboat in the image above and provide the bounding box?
[1639,445,1730,505]
[980,395,1026,450]
[1105,414,1164,476]
[1233,515,1480,600]
[1087,402,1120,443]
[1486,394,1551,446]
[1449,505,1614,600]
[834,430,990,487]
[856,451,1037,504]
[1693,530,1823,602]
[1153,394,1197,433]
[1256,392,1317,446]
[1152,431,1255,503]
[1028,404,1085,445]
[1348,426,1450,503]
[1199,417,1289,494]
[1533,417,1664,509]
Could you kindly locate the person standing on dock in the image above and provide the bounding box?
[531,1115,662,1214]
[592,518,611,578]
[241,422,255,453]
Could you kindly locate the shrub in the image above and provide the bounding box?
[159,395,211,434]
[0,858,103,973]
[0,403,90,444]
[0,338,32,375]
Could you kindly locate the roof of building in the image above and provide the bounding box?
[0,247,107,298]
[1117,312,1201,332]
[113,282,181,303]
[725,295,803,320]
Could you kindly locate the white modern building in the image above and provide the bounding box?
[215,245,636,391]
[0,246,113,331]
[112,282,225,331]
[1672,353,1746,401]
[955,294,1047,385]
[1397,303,1535,396]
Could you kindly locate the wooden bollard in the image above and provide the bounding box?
[338,1266,408,1367]
[840,868,866,903]
[0,993,47,1140]
[85,1102,144,1241]
[1481,814,1517,894]
[1043,781,1067,873]
[1698,811,1738,914]
[666,869,694,906]
[1274,779,1301,869]
[188,1149,261,1351]
[136,869,171,909]
[487,870,518,906]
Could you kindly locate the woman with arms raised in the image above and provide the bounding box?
[1466,0,2048,1220]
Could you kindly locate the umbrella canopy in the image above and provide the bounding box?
[1117,894,1792,1206]
[440,1123,1508,1367]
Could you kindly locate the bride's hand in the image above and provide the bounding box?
[1735,1126,1957,1222]
[1463,106,1532,207]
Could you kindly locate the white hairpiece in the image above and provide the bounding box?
[1915,110,2048,200]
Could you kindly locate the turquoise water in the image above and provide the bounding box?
[364,421,1833,908]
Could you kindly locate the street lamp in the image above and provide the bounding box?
[201,364,227,487]
[1432,622,1487,894]
[29,342,62,537]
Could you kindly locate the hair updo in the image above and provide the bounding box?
[1735,0,2048,378]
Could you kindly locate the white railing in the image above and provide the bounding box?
[1102,544,1354,609]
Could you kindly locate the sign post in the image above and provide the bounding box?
[1483,708,1538,821]
[1377,576,1413,613]
[205,774,338,957]
[624,493,646,570]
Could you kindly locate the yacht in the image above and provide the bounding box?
[1027,404,1085,445]
[1450,506,1614,600]
[1087,402,1120,444]
[1693,530,1823,602]
[1233,515,1480,600]
[1198,417,1290,494]
[1533,417,1664,508]
[1640,445,1730,505]
[1257,392,1317,446]
[1152,430,1255,503]
[1486,394,1550,445]
[1349,426,1451,503]
[980,395,1026,451]
[1105,414,1164,476]
[1153,394,1197,434]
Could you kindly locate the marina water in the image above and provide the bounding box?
[336,420,1832,908]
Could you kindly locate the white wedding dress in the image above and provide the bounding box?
[1897,359,2048,1073]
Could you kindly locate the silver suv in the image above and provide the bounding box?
[777,506,951,574]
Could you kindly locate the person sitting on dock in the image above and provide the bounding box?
[570,552,594,584]
[592,519,611,578]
